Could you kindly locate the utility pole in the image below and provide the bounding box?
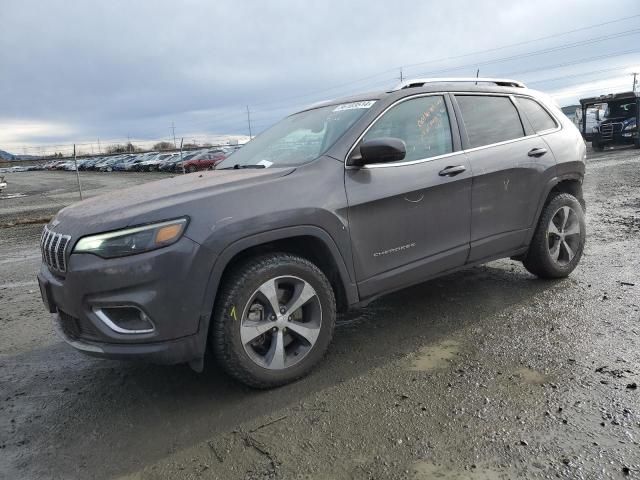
[97,138,102,154]
[475,68,480,86]
[246,106,253,139]
[633,73,638,93]
[73,144,83,200]
[180,138,185,175]
[399,67,403,83]
[171,122,177,148]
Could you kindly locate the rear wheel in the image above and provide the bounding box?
[523,193,586,279]
[188,165,197,173]
[211,253,336,388]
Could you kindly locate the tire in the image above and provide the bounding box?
[211,253,336,388]
[188,165,197,173]
[523,193,586,279]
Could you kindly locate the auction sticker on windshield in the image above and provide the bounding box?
[333,100,376,112]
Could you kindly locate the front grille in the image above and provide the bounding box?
[58,310,103,342]
[40,226,71,272]
[600,122,623,140]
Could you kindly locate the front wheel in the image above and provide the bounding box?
[211,253,336,388]
[523,193,586,279]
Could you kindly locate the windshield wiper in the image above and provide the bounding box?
[217,164,266,170]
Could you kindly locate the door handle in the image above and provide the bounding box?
[438,165,466,176]
[527,147,547,157]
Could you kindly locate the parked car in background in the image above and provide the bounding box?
[138,153,173,171]
[160,151,202,173]
[80,157,104,170]
[125,152,157,171]
[111,154,138,171]
[46,160,67,170]
[97,156,126,172]
[0,176,6,190]
[181,150,228,172]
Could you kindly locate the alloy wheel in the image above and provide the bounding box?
[547,206,581,266]
[240,276,322,370]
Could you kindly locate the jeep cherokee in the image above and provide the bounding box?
[37,78,587,388]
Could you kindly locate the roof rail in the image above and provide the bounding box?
[393,77,526,90]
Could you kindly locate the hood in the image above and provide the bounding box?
[52,168,294,239]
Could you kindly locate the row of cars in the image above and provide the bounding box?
[39,146,238,173]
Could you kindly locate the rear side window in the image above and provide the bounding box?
[516,97,558,132]
[455,95,525,148]
[362,95,453,162]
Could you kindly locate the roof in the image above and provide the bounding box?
[580,91,640,106]
[302,79,531,113]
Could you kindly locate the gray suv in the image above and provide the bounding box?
[37,78,587,388]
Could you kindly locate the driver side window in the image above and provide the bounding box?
[363,95,453,162]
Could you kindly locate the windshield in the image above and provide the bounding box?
[216,101,376,169]
[605,101,637,119]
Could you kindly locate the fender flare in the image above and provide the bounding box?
[189,225,359,366]
[525,172,584,245]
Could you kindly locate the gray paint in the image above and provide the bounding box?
[37,82,587,366]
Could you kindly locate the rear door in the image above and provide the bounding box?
[345,94,472,298]
[452,94,556,262]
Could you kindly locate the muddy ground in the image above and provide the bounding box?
[0,151,639,479]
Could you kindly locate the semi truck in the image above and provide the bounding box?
[580,91,639,151]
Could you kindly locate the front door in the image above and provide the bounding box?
[345,94,472,298]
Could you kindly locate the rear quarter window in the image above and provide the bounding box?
[516,96,558,133]
[455,95,525,148]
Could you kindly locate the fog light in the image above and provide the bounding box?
[93,306,155,334]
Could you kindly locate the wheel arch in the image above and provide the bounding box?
[525,173,585,246]
[190,226,359,368]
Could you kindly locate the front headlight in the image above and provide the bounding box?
[73,217,188,258]
[592,126,599,132]
[623,121,637,131]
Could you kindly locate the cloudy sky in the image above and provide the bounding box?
[2,0,640,155]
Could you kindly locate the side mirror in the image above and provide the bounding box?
[348,137,406,167]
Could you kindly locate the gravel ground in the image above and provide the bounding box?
[0,149,639,479]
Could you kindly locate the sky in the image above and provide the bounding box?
[1,0,640,156]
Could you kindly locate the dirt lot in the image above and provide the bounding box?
[1,151,639,480]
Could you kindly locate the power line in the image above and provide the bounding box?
[408,28,640,78]
[245,14,640,110]
[402,14,640,70]
[527,64,637,85]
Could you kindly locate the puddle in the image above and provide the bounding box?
[514,367,550,385]
[412,460,516,479]
[410,340,460,371]
[0,193,27,199]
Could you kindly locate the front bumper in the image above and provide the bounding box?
[37,236,215,365]
[592,131,637,145]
